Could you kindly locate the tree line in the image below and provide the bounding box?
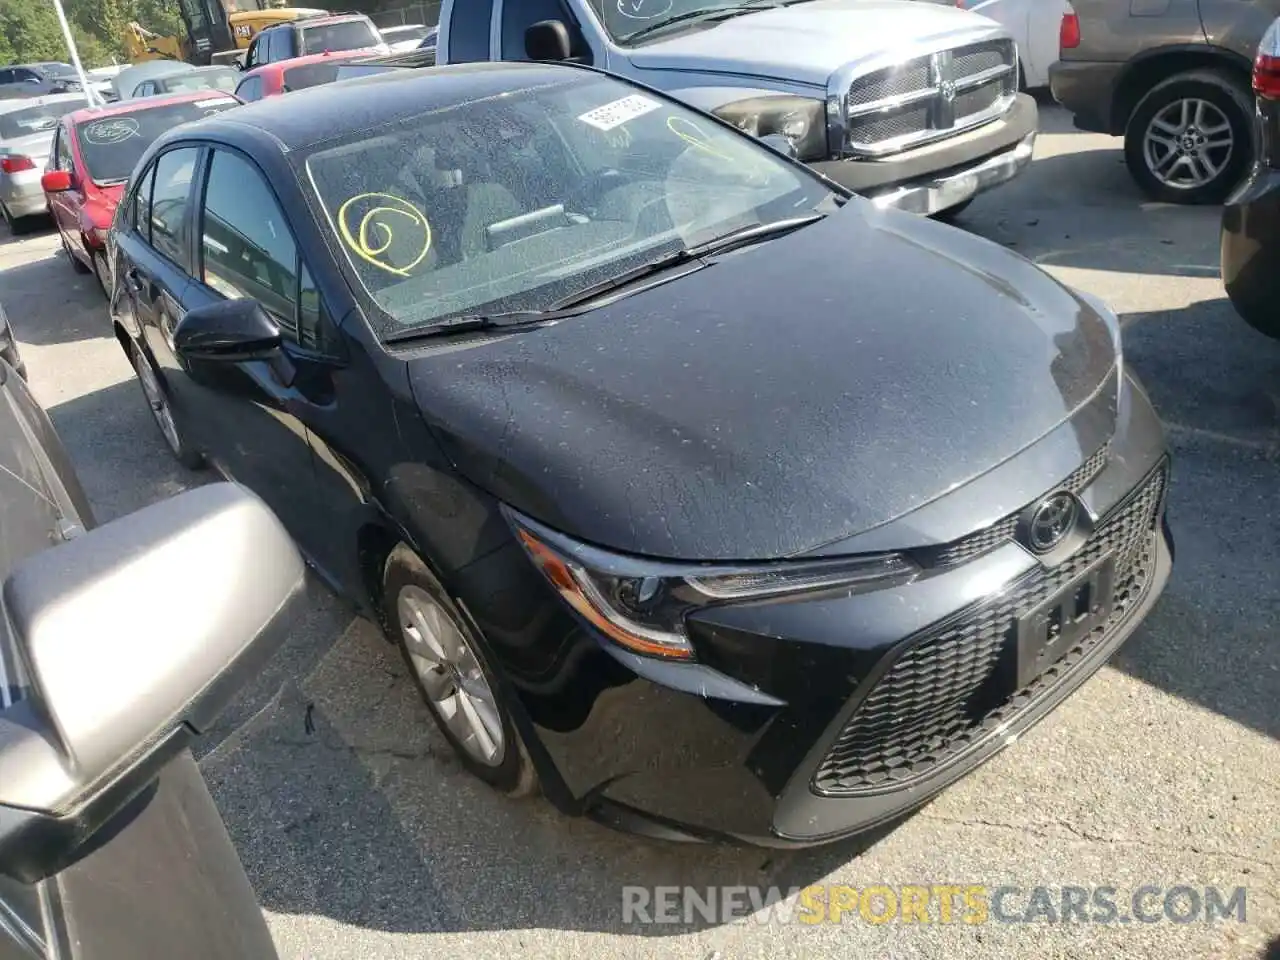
[0,0,184,68]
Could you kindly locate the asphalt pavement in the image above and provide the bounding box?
[0,104,1275,960]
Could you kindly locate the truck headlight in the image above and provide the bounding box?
[713,96,827,162]
[510,510,917,661]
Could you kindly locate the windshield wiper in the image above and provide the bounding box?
[621,6,744,44]
[683,214,826,258]
[549,248,708,312]
[383,310,551,344]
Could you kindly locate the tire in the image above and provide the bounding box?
[932,198,974,222]
[383,545,537,797]
[129,343,205,470]
[92,249,110,298]
[2,203,31,236]
[1123,70,1254,205]
[61,231,90,274]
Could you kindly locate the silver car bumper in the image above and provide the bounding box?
[865,129,1034,213]
[866,132,1037,216]
[0,171,50,219]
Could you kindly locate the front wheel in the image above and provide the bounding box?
[1124,70,1254,204]
[383,546,537,797]
[130,344,205,470]
[61,230,91,274]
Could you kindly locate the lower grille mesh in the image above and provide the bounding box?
[813,463,1166,796]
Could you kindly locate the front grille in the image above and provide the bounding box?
[813,462,1166,796]
[927,441,1112,569]
[844,37,1017,156]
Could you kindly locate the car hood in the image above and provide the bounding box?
[624,0,995,88]
[407,204,1118,561]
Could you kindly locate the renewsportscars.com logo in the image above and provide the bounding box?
[621,884,1250,926]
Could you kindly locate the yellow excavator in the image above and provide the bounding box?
[124,0,328,66]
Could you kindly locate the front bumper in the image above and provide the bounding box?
[813,93,1038,214]
[518,371,1171,846]
[1221,162,1280,341]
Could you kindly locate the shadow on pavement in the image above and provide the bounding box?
[1111,298,1280,743]
[0,254,110,346]
[201,618,910,937]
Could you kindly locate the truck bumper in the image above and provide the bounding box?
[812,92,1038,215]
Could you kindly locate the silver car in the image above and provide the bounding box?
[0,94,86,230]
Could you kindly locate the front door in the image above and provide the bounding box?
[173,146,330,555]
[46,124,80,250]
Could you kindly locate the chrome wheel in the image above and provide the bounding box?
[1143,98,1233,190]
[132,349,181,455]
[397,584,505,766]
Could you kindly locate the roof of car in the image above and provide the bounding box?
[241,47,382,80]
[0,92,86,115]
[190,61,582,153]
[260,11,372,32]
[67,89,239,126]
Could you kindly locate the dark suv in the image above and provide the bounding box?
[242,13,389,70]
[1051,0,1277,203]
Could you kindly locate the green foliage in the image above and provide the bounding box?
[0,0,185,68]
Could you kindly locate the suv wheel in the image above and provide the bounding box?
[382,545,537,797]
[1124,70,1254,204]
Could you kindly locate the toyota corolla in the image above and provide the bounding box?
[109,63,1173,846]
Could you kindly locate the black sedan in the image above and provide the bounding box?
[109,62,1173,846]
[1222,17,1280,341]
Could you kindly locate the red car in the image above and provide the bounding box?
[232,49,387,102]
[40,90,241,291]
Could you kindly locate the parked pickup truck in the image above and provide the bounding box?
[430,0,1040,217]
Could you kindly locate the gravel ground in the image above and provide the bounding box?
[0,103,1275,960]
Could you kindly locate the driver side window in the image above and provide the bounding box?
[54,126,73,172]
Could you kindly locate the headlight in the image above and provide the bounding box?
[511,512,918,661]
[712,96,827,162]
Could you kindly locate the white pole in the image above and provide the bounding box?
[49,0,101,107]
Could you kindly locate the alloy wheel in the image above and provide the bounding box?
[397,584,506,766]
[1142,98,1233,190]
[132,349,182,456]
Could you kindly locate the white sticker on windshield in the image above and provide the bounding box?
[194,97,236,108]
[617,0,673,19]
[577,94,659,131]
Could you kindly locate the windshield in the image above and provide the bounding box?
[588,0,792,43]
[161,69,239,94]
[284,59,374,91]
[36,62,77,79]
[300,20,380,54]
[305,74,835,337]
[384,25,429,41]
[75,98,239,182]
[0,99,85,140]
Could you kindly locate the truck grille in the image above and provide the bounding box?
[843,38,1018,157]
[813,462,1167,796]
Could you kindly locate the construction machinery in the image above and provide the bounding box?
[124,0,328,66]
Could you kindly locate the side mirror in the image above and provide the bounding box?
[525,20,572,62]
[41,170,72,193]
[759,133,799,160]
[0,484,304,882]
[175,299,294,386]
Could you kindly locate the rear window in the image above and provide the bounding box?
[75,98,239,182]
[162,70,239,94]
[281,62,348,92]
[0,99,86,140]
[300,19,378,54]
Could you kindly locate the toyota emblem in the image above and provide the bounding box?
[1027,492,1078,553]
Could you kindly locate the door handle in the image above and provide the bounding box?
[123,268,142,294]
